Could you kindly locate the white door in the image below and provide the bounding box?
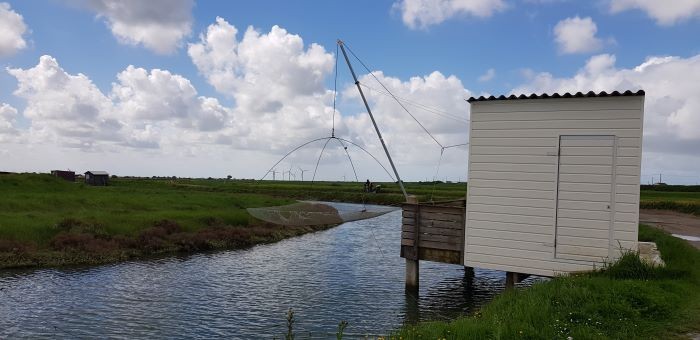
[555,135,615,262]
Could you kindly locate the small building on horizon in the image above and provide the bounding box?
[85,171,109,186]
[51,170,75,182]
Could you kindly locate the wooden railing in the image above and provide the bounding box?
[400,199,466,265]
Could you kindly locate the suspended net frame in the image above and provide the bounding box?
[247,201,398,226]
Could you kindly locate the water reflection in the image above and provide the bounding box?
[0,206,545,338]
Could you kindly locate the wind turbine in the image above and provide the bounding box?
[287,164,296,181]
[298,167,309,181]
[270,169,278,181]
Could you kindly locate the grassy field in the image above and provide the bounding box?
[640,190,700,216]
[392,224,700,339]
[1,173,699,269]
[0,173,467,268]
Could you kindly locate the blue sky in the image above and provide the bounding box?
[4,1,699,99]
[0,0,699,182]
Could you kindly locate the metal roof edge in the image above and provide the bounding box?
[467,90,645,103]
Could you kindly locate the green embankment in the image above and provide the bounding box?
[1,173,699,269]
[393,225,700,339]
[0,174,286,244]
[0,174,466,268]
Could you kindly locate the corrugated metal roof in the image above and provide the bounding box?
[85,171,109,175]
[467,90,645,103]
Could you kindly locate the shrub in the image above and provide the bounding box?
[202,216,225,227]
[595,251,689,280]
[55,217,85,231]
[54,218,108,237]
[640,201,700,216]
[152,219,181,234]
[49,232,117,253]
[170,232,213,252]
[135,220,182,253]
[0,239,29,253]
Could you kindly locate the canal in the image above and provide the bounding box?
[0,204,543,338]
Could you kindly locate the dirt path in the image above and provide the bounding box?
[639,209,700,249]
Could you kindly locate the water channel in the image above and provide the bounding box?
[0,204,543,338]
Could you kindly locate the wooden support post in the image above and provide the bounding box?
[406,195,419,291]
[505,271,516,289]
[464,266,474,279]
[505,271,530,289]
[463,266,475,291]
[405,258,419,291]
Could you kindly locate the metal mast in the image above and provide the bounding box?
[337,40,408,200]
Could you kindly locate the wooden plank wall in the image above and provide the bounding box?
[400,201,466,265]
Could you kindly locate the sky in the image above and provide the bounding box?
[0,0,699,183]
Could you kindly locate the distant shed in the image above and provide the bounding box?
[85,171,109,186]
[464,90,645,277]
[51,170,75,182]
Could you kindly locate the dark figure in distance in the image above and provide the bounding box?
[364,179,381,193]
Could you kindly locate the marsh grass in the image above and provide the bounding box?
[0,174,289,244]
[0,174,378,268]
[0,174,468,245]
[640,200,700,216]
[640,189,700,216]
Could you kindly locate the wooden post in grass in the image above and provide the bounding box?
[406,195,419,292]
[505,272,516,289]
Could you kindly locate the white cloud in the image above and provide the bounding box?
[111,66,230,131]
[513,53,700,176]
[393,0,508,29]
[188,18,336,151]
[343,71,471,171]
[478,68,496,82]
[6,55,233,150]
[0,103,19,138]
[189,18,333,98]
[553,16,604,54]
[609,0,700,25]
[0,2,28,57]
[7,55,119,146]
[79,0,193,54]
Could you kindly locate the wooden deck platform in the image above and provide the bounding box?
[400,199,466,265]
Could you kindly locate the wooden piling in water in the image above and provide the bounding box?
[405,195,420,291]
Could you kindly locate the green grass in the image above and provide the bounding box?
[2,173,700,270]
[0,174,292,244]
[161,177,468,206]
[392,225,700,339]
[0,174,468,268]
[0,174,467,244]
[640,190,700,216]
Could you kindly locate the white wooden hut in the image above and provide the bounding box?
[463,90,645,277]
